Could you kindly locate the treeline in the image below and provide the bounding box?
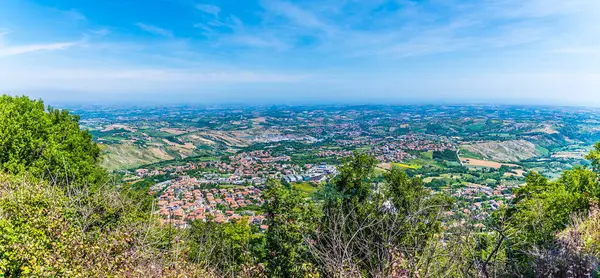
[1,95,599,277]
[432,149,459,162]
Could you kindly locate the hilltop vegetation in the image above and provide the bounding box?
[1,95,600,277]
[0,96,201,276]
[0,95,105,185]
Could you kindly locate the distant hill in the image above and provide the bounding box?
[460,140,544,162]
[100,144,175,170]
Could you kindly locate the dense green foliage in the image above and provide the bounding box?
[0,173,202,277]
[0,96,201,277]
[492,147,600,276]
[432,149,459,162]
[0,96,104,185]
[264,180,321,277]
[188,220,265,276]
[312,154,453,276]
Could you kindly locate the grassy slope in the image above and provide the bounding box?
[100,144,174,170]
[293,182,319,194]
[460,140,541,162]
[459,146,484,160]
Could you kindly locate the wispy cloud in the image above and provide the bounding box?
[237,0,600,59]
[135,23,173,38]
[0,29,10,47]
[196,4,221,18]
[0,41,80,57]
[86,28,111,37]
[224,34,288,50]
[260,0,335,34]
[56,9,87,21]
[550,48,600,55]
[194,16,243,33]
[0,31,82,58]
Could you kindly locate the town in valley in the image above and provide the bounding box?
[66,104,599,230]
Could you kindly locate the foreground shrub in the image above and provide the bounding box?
[0,174,207,277]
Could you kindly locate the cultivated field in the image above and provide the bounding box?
[462,158,518,168]
[461,158,525,176]
[551,151,587,159]
[160,128,187,135]
[377,162,420,170]
[102,124,136,132]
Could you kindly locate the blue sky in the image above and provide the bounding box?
[1,0,599,105]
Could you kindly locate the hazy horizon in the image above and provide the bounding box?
[37,94,600,110]
[1,0,600,106]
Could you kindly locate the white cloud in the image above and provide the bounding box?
[58,9,87,21]
[187,0,597,58]
[135,23,174,38]
[296,0,599,59]
[193,23,213,32]
[87,28,111,37]
[196,4,221,18]
[224,34,288,50]
[0,41,81,58]
[230,16,244,28]
[260,0,335,34]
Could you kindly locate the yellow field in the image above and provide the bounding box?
[377,163,420,170]
[462,158,517,169]
[393,163,420,169]
[462,158,524,177]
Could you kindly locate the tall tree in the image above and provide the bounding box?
[264,179,321,277]
[312,153,451,277]
[0,95,104,185]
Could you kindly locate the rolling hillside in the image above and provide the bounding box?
[460,140,544,162]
